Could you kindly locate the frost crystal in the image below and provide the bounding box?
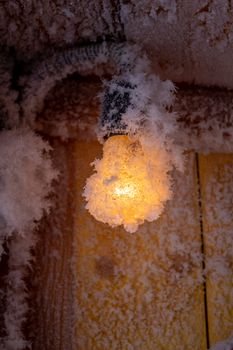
[0,127,58,235]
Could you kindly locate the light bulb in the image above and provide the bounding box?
[83,135,172,233]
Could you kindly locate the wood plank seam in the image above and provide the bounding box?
[195,153,210,349]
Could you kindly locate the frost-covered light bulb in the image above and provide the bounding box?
[83,135,172,233]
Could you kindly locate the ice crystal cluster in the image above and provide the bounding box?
[84,135,173,232]
[0,128,57,235]
[0,50,58,349]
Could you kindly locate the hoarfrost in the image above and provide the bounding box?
[0,127,58,236]
[209,335,233,350]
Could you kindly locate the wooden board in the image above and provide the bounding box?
[32,140,233,349]
[73,142,207,350]
[31,141,78,350]
[198,154,233,346]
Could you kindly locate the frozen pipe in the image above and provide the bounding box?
[21,42,138,127]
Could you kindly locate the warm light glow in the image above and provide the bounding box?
[114,184,137,198]
[83,135,172,232]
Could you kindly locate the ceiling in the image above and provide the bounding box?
[1,1,233,88]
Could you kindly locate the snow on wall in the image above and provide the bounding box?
[0,2,233,347]
[209,334,233,350]
[121,0,233,88]
[201,159,233,344]
[3,230,37,350]
[35,76,101,141]
[2,1,233,87]
[174,86,233,154]
[0,128,58,236]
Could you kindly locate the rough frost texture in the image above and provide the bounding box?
[174,87,233,154]
[209,335,233,350]
[84,67,184,231]
[201,161,233,341]
[0,127,58,349]
[120,0,233,87]
[2,231,37,350]
[98,70,184,170]
[20,42,139,127]
[0,0,116,60]
[0,127,58,235]
[36,77,233,155]
[84,135,173,232]
[2,1,233,88]
[36,76,101,141]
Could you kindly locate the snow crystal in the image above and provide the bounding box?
[201,161,233,340]
[3,231,37,350]
[209,334,233,350]
[121,1,233,88]
[0,127,58,235]
[0,1,116,60]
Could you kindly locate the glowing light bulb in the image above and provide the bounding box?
[83,135,172,233]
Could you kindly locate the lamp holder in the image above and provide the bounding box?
[20,41,138,128]
[100,79,136,139]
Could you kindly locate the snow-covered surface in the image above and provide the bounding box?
[200,157,233,344]
[174,87,233,154]
[121,0,233,87]
[2,231,37,350]
[0,1,117,60]
[0,128,58,348]
[0,128,58,235]
[2,1,233,87]
[209,334,233,350]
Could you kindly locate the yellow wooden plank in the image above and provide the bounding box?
[198,154,233,346]
[74,142,207,350]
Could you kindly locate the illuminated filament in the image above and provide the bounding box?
[113,184,137,198]
[83,135,172,233]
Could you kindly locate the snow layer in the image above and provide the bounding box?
[2,231,37,350]
[2,1,233,87]
[174,86,233,154]
[0,0,116,60]
[0,128,58,235]
[209,334,233,350]
[200,159,233,343]
[121,0,233,87]
[0,2,233,346]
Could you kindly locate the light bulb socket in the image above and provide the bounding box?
[100,79,136,139]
